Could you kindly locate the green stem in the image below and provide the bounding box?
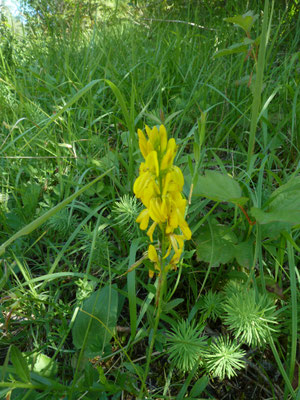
[139,258,167,399]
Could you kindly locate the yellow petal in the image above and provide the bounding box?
[162,172,172,196]
[133,172,151,198]
[137,129,148,159]
[170,249,182,265]
[147,222,157,242]
[159,125,168,152]
[145,151,159,176]
[148,244,158,263]
[140,179,157,207]
[169,234,179,254]
[177,211,192,240]
[149,269,155,278]
[149,197,166,223]
[149,126,159,149]
[145,125,151,138]
[168,203,178,230]
[161,139,176,170]
[171,166,184,191]
[136,209,150,230]
[163,243,172,259]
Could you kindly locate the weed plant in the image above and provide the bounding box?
[0,1,299,399]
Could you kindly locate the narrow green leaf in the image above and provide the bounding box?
[286,240,298,388]
[104,79,130,130]
[190,375,209,397]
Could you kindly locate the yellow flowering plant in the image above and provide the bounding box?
[134,124,191,277]
[133,124,191,398]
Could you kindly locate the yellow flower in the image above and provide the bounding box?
[136,209,150,230]
[134,125,191,275]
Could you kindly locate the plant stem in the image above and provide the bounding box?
[139,264,167,399]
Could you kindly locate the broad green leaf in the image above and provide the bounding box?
[28,353,58,378]
[196,222,237,266]
[225,11,259,33]
[251,176,300,225]
[251,207,300,225]
[10,345,30,383]
[72,285,118,356]
[261,221,292,239]
[269,176,300,204]
[235,240,254,268]
[213,41,250,58]
[192,170,248,205]
[196,221,254,267]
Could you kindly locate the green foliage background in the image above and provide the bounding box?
[0,0,299,399]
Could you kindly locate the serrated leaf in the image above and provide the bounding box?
[192,170,248,205]
[224,11,258,33]
[72,285,118,356]
[10,345,30,383]
[196,222,237,266]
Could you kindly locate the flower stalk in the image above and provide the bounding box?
[133,125,191,397]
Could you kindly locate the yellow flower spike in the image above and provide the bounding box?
[134,124,191,275]
[137,129,148,159]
